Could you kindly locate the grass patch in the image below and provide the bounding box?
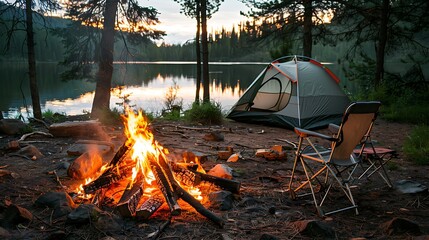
[403,125,429,165]
[43,109,67,123]
[183,101,224,125]
[381,104,429,125]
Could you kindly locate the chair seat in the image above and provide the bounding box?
[302,145,360,166]
[353,147,396,159]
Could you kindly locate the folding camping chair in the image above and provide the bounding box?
[354,131,397,188]
[288,101,381,216]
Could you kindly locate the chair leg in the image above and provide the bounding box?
[367,158,393,188]
[358,156,393,188]
[300,156,321,215]
[289,137,305,199]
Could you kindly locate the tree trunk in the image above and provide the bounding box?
[374,0,389,88]
[91,0,119,119]
[302,0,313,58]
[25,0,42,119]
[195,0,201,104]
[201,0,210,103]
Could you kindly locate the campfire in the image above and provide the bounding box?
[71,109,240,227]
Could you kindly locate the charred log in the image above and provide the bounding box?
[115,174,145,217]
[135,195,164,219]
[108,140,134,167]
[172,164,241,194]
[83,164,134,194]
[149,159,181,216]
[175,184,225,228]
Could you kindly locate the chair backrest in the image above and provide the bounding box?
[330,101,381,162]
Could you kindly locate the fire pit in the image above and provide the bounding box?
[71,109,240,227]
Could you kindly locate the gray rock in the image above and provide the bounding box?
[0,119,27,135]
[67,204,104,225]
[203,131,224,141]
[395,180,428,194]
[35,192,76,219]
[381,217,421,235]
[208,190,234,211]
[95,214,123,234]
[290,220,335,238]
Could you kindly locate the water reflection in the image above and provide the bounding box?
[0,62,265,118]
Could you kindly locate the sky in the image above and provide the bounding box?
[143,0,251,44]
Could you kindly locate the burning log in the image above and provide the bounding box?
[172,164,241,194]
[83,164,134,194]
[108,140,134,167]
[175,184,225,228]
[82,140,135,194]
[115,174,145,217]
[135,195,164,220]
[150,159,181,216]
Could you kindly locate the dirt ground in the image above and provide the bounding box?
[0,117,428,240]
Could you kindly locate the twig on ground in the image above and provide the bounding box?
[18,131,53,142]
[147,217,172,239]
[29,118,50,128]
[52,170,66,190]
[275,138,297,149]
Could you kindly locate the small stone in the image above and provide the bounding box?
[207,164,233,179]
[17,145,44,159]
[227,153,241,162]
[208,190,234,211]
[291,220,335,238]
[203,131,224,141]
[67,204,104,225]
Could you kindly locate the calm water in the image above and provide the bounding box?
[0,61,273,118]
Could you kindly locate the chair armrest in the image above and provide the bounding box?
[328,123,339,133]
[294,127,337,141]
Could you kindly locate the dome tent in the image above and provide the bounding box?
[226,55,350,130]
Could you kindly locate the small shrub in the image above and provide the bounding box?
[382,104,429,125]
[183,101,224,125]
[42,109,67,123]
[403,125,429,165]
[98,108,122,126]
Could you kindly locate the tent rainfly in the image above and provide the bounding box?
[226,55,351,130]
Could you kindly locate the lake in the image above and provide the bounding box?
[0,61,348,119]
